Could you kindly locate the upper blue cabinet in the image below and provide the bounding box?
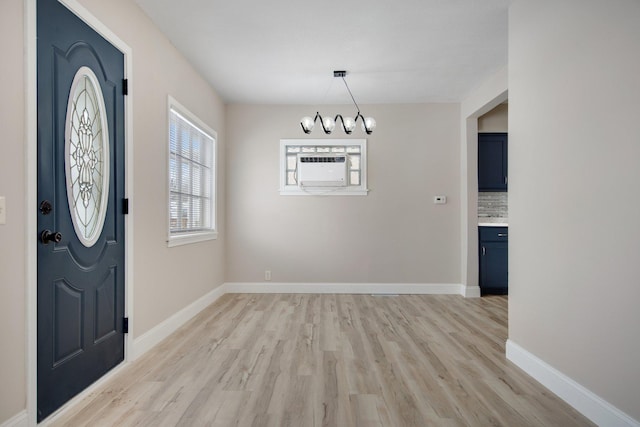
[478,132,508,192]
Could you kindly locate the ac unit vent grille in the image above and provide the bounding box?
[300,156,346,163]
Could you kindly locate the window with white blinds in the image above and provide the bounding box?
[167,97,217,246]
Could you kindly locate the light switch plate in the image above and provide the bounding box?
[0,197,6,224]
[434,195,447,204]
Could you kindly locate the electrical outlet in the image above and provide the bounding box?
[0,197,6,224]
[265,270,271,281]
[434,195,447,204]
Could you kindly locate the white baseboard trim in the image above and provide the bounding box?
[130,284,227,360]
[506,340,640,427]
[225,282,464,295]
[461,285,481,298]
[0,411,27,427]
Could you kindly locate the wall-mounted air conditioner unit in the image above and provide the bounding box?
[297,153,347,187]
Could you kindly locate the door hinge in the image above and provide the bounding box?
[123,79,128,96]
[123,317,129,334]
[122,198,129,215]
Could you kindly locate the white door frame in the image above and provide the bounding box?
[25,0,134,424]
[458,67,508,299]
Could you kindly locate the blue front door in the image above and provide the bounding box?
[37,0,126,421]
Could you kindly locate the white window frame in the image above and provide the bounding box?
[279,139,369,196]
[167,96,217,247]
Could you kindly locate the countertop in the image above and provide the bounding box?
[478,217,508,227]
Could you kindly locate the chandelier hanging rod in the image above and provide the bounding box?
[336,70,361,113]
[300,71,376,135]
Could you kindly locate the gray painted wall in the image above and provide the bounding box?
[225,104,461,284]
[478,103,508,133]
[509,0,640,420]
[0,0,27,419]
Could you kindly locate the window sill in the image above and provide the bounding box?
[279,187,369,196]
[167,230,218,247]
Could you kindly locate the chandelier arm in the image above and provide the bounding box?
[355,112,373,134]
[334,114,353,134]
[316,112,332,134]
[315,112,326,133]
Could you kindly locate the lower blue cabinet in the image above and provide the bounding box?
[479,227,508,295]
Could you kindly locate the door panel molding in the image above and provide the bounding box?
[52,278,84,365]
[26,0,133,424]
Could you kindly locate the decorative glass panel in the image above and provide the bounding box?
[346,146,361,153]
[301,147,316,153]
[331,147,346,153]
[65,66,110,247]
[287,155,297,170]
[317,147,330,153]
[350,171,360,186]
[287,146,301,153]
[349,154,361,170]
[287,171,297,185]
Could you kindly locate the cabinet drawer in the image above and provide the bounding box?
[479,226,508,242]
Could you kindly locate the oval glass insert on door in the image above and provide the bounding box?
[64,66,110,247]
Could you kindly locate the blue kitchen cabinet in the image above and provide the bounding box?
[478,132,508,191]
[479,227,508,295]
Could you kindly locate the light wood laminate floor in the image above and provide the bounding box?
[50,294,593,426]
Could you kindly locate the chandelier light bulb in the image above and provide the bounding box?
[322,116,336,133]
[362,117,377,134]
[300,116,315,134]
[343,117,356,133]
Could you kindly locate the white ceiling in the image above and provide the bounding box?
[134,0,512,105]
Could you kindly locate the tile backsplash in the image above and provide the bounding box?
[478,192,508,218]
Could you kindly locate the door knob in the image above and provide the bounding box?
[41,229,62,244]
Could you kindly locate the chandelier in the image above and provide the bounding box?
[300,71,376,135]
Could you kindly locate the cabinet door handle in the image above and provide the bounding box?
[504,176,508,185]
[482,246,486,256]
[498,233,508,237]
